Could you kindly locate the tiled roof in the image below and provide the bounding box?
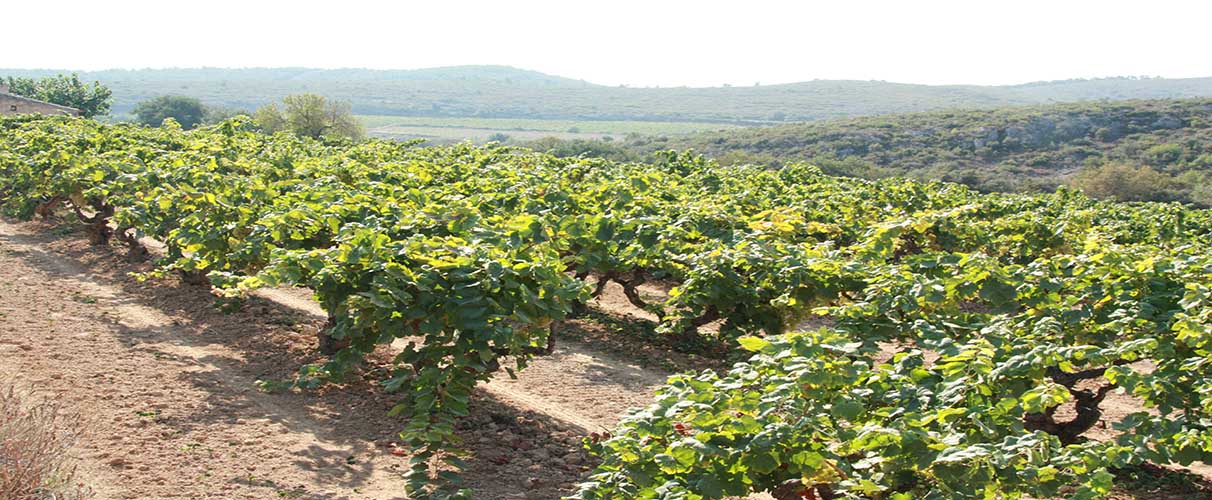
[0,90,82,114]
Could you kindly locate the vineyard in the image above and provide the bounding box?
[3,115,1212,499]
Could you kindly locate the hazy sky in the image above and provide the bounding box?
[6,0,1210,87]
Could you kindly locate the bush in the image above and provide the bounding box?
[1190,180,1212,208]
[133,95,207,130]
[1068,163,1177,202]
[0,382,90,500]
[1141,143,1185,167]
[254,94,364,140]
[202,106,251,126]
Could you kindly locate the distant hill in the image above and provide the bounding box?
[24,66,588,85]
[4,66,1212,122]
[526,98,1212,205]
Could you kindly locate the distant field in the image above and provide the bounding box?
[358,115,742,142]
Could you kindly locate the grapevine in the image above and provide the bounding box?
[3,115,1211,498]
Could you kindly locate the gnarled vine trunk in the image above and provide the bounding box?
[114,227,149,262]
[70,201,115,246]
[1024,363,1124,445]
[317,315,350,355]
[34,196,63,220]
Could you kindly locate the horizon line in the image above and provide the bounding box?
[2,65,1208,90]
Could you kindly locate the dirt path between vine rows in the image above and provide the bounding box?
[10,217,1208,500]
[254,285,671,437]
[0,218,676,499]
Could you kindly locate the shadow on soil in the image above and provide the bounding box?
[8,220,1212,500]
[0,221,595,500]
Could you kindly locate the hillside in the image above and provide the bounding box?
[531,98,1212,204]
[4,66,1212,122]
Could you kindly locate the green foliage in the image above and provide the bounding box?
[573,199,1212,499]
[2,73,112,117]
[132,95,207,129]
[530,98,1212,206]
[255,93,365,140]
[525,136,642,162]
[1069,163,1179,202]
[1141,143,1186,166]
[201,105,251,126]
[3,115,1212,499]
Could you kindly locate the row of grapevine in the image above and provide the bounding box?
[1,117,581,498]
[3,115,1212,498]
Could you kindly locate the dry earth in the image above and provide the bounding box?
[3,216,1212,500]
[0,218,671,499]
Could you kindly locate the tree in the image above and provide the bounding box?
[253,103,287,134]
[133,95,207,130]
[253,94,364,140]
[1,74,112,118]
[202,105,251,126]
[1068,162,1177,202]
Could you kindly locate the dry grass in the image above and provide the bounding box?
[0,381,91,500]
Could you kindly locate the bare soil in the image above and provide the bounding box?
[0,218,659,499]
[3,216,1211,500]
